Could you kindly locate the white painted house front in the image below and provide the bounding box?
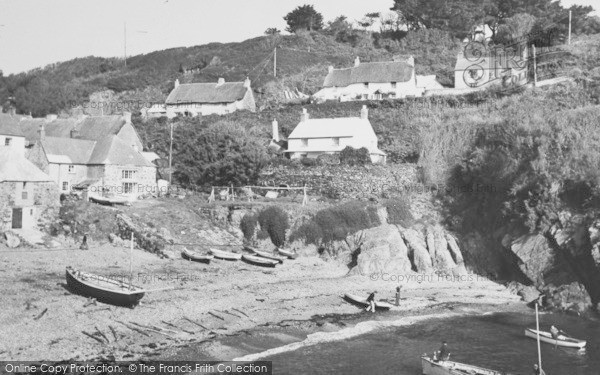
[313,56,421,102]
[283,106,386,164]
[165,78,256,118]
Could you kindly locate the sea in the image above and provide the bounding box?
[264,311,600,375]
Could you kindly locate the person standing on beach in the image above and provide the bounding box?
[365,291,376,313]
[395,285,402,306]
[532,364,546,375]
[80,233,89,250]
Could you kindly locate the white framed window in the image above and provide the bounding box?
[391,82,397,89]
[4,138,11,146]
[68,165,75,173]
[21,182,28,200]
[62,182,69,191]
[332,137,340,146]
[363,82,369,88]
[122,182,135,194]
[301,139,308,147]
[122,170,136,179]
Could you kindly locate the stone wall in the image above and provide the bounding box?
[258,164,418,199]
[0,181,59,231]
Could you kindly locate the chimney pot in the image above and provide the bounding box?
[38,123,46,141]
[217,77,225,86]
[174,79,180,88]
[360,105,368,120]
[123,111,132,124]
[301,108,309,122]
[70,129,79,139]
[272,119,280,142]
[354,56,360,67]
[243,77,251,88]
[328,66,334,73]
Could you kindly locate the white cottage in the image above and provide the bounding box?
[312,56,421,102]
[282,106,386,164]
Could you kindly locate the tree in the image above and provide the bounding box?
[326,15,356,43]
[284,5,324,33]
[264,27,281,36]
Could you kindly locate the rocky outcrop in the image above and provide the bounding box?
[427,226,457,273]
[544,282,592,314]
[351,225,412,276]
[401,228,433,273]
[116,214,170,257]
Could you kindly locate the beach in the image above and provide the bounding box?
[0,243,522,361]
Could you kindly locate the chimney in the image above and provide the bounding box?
[406,56,415,67]
[70,128,80,139]
[272,119,280,142]
[217,77,225,87]
[243,77,251,88]
[38,123,46,141]
[123,111,132,124]
[360,105,368,120]
[174,79,180,88]
[328,66,334,73]
[354,56,360,67]
[45,114,57,122]
[301,108,309,122]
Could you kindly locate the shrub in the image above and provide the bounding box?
[257,206,289,247]
[383,197,414,226]
[339,146,371,166]
[240,213,258,241]
[300,157,319,167]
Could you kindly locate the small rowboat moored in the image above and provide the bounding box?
[241,254,279,268]
[245,246,286,263]
[181,248,214,264]
[65,266,145,307]
[343,293,394,310]
[209,248,242,261]
[276,247,298,259]
[421,355,505,375]
[525,328,586,348]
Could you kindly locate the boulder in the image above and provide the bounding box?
[4,231,21,248]
[509,234,556,285]
[427,226,456,272]
[544,282,593,314]
[401,228,433,273]
[506,281,541,303]
[352,225,412,276]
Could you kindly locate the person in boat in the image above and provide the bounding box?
[438,341,450,361]
[532,364,546,375]
[365,291,376,313]
[550,325,561,339]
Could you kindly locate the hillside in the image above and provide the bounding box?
[0,30,462,117]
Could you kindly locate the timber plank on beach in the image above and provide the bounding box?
[115,320,150,337]
[162,320,195,335]
[208,311,226,321]
[183,316,208,330]
[232,307,250,318]
[82,330,106,344]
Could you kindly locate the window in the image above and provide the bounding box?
[62,182,69,191]
[391,82,397,89]
[21,182,28,200]
[123,182,135,194]
[4,138,11,146]
[332,137,340,146]
[301,139,308,147]
[363,82,369,88]
[68,165,75,174]
[122,170,136,179]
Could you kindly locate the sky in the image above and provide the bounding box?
[0,0,597,74]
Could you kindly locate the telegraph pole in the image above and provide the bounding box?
[168,122,173,186]
[568,10,572,45]
[273,47,277,77]
[532,44,537,86]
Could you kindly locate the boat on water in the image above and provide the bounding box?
[65,266,145,307]
[241,254,279,267]
[525,328,586,348]
[181,248,214,264]
[276,247,298,259]
[343,293,394,310]
[421,356,506,375]
[245,246,286,263]
[209,248,242,260]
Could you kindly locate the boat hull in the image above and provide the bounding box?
[276,247,298,259]
[421,356,503,375]
[209,248,242,261]
[245,246,285,263]
[181,249,213,264]
[525,328,586,348]
[343,293,394,310]
[242,254,278,267]
[65,267,144,307]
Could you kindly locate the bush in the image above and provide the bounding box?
[300,157,319,167]
[257,206,289,247]
[383,197,414,226]
[240,213,258,241]
[339,146,371,166]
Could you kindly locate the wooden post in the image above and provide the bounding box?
[129,232,134,289]
[532,44,537,86]
[273,47,277,77]
[230,184,235,201]
[168,122,173,187]
[535,302,543,372]
[302,185,308,206]
[208,187,215,203]
[568,10,572,45]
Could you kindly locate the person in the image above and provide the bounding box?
[532,364,546,375]
[365,291,376,313]
[395,285,402,306]
[550,325,559,339]
[80,234,89,250]
[438,341,450,361]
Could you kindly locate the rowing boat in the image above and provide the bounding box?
[181,248,214,264]
[276,247,298,259]
[65,266,145,307]
[343,293,394,310]
[209,248,242,260]
[245,246,285,263]
[241,254,279,267]
[421,356,505,375]
[525,328,586,348]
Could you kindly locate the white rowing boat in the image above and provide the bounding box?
[421,356,505,375]
[241,254,279,267]
[245,246,286,263]
[276,247,298,259]
[209,248,242,261]
[343,293,394,310]
[525,328,586,348]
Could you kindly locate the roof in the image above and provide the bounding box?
[19,116,127,144]
[288,117,377,139]
[78,116,126,141]
[0,148,52,182]
[88,135,154,166]
[148,104,166,113]
[41,137,97,164]
[0,114,24,137]
[165,82,249,104]
[323,61,413,87]
[416,75,444,89]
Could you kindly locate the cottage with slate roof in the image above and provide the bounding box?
[283,106,386,164]
[313,56,421,102]
[0,115,59,231]
[165,78,256,117]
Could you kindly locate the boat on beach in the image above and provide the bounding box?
[421,356,505,375]
[525,328,586,348]
[276,247,298,259]
[241,254,279,267]
[342,293,394,310]
[209,248,242,260]
[65,266,145,307]
[181,248,214,264]
[89,195,131,206]
[245,246,286,263]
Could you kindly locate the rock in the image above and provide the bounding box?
[401,228,433,273]
[265,191,279,199]
[352,225,412,276]
[509,234,555,286]
[427,226,456,272]
[4,231,21,248]
[376,207,388,225]
[445,233,465,264]
[506,281,541,303]
[544,282,593,314]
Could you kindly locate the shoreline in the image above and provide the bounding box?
[0,243,523,361]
